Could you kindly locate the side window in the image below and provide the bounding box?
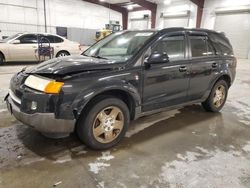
[190,35,216,58]
[19,34,38,44]
[39,35,55,43]
[212,33,233,56]
[152,35,185,61]
[190,35,207,57]
[54,36,64,43]
[207,40,216,56]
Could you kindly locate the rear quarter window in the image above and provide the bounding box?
[209,33,233,56]
[54,36,64,43]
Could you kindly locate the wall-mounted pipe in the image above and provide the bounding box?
[43,0,47,33]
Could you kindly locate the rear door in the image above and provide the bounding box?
[40,34,67,56]
[142,32,191,112]
[187,32,219,101]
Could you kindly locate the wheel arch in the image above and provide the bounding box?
[0,51,5,60]
[56,50,70,57]
[202,74,232,101]
[215,74,231,88]
[83,89,137,119]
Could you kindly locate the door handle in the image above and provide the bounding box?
[212,63,218,68]
[179,66,187,72]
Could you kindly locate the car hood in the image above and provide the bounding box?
[26,55,123,75]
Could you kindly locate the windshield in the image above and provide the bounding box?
[83,31,155,63]
[0,33,22,43]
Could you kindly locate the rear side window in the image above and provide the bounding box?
[38,35,64,43]
[190,35,215,58]
[54,36,64,43]
[152,35,185,61]
[39,35,54,43]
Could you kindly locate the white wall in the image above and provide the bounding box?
[0,0,122,38]
[156,0,197,29]
[128,10,151,29]
[202,0,250,59]
[201,0,250,29]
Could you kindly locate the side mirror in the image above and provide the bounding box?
[11,40,20,44]
[145,52,169,65]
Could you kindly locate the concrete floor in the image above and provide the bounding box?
[0,60,250,188]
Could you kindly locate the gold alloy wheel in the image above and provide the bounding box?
[213,85,226,108]
[92,106,124,143]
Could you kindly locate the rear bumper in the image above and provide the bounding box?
[5,93,75,134]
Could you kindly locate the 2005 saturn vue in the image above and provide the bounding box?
[5,28,236,150]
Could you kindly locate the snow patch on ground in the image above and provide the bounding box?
[54,154,72,164]
[70,145,87,155]
[126,109,180,138]
[89,150,114,174]
[0,109,7,113]
[243,142,250,153]
[195,146,209,154]
[158,146,250,188]
[176,151,203,162]
[97,181,105,188]
[89,162,110,174]
[97,151,114,161]
[131,173,140,179]
[22,157,45,165]
[209,133,217,137]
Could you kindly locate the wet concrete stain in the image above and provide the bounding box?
[0,61,250,187]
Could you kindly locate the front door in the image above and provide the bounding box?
[142,33,191,112]
[9,34,38,61]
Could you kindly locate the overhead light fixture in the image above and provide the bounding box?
[164,0,171,5]
[127,5,133,10]
[99,0,105,2]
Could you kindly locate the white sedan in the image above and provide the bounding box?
[0,33,82,65]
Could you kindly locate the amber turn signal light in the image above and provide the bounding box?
[44,81,64,94]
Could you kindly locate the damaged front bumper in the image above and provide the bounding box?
[5,90,75,134]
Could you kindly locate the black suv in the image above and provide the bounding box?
[5,28,236,149]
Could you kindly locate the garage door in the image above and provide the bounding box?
[163,17,189,28]
[130,19,149,29]
[214,13,250,59]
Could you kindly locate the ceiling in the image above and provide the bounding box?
[99,0,190,11]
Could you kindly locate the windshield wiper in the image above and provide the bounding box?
[90,55,108,60]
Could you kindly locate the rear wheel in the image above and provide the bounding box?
[77,97,130,150]
[0,53,5,65]
[56,51,70,57]
[202,79,228,112]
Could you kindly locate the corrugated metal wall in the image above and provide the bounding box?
[0,0,122,39]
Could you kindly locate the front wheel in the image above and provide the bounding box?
[77,97,130,150]
[202,79,228,112]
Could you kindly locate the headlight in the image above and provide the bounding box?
[24,75,64,94]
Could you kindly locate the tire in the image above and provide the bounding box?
[56,51,70,57]
[0,53,5,65]
[202,79,228,112]
[77,97,130,150]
